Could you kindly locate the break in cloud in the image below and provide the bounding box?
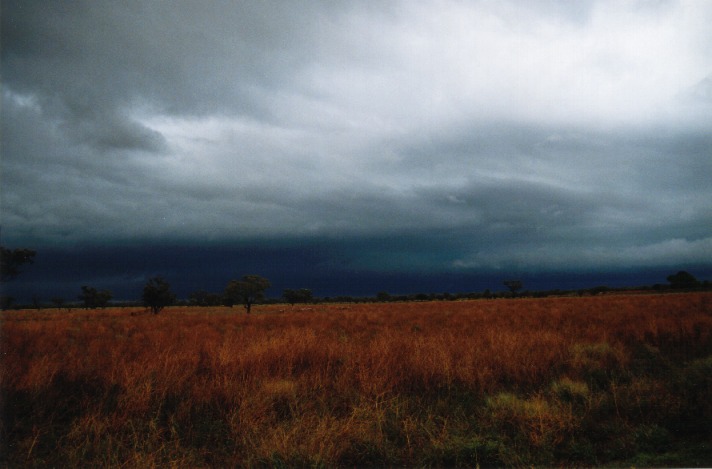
[2,0,711,285]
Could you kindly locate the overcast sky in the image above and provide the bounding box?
[2,0,711,298]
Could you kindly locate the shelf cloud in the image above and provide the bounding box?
[2,0,710,298]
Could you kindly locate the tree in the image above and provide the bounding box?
[78,286,112,309]
[1,247,36,282]
[79,286,96,308]
[283,288,313,306]
[376,291,392,302]
[503,280,523,296]
[666,271,700,289]
[225,275,271,314]
[189,289,222,307]
[143,277,176,314]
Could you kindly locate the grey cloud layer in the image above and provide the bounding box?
[2,0,711,272]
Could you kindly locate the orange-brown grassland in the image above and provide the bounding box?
[2,292,711,467]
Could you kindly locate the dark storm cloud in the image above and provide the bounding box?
[8,240,712,304]
[2,0,711,296]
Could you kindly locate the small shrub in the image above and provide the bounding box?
[616,377,680,426]
[569,342,626,389]
[629,344,672,376]
[675,355,712,434]
[481,392,574,465]
[550,378,590,405]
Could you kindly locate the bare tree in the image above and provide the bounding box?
[503,280,523,296]
[1,246,36,282]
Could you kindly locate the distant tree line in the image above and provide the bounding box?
[1,245,710,310]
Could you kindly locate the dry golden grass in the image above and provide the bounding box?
[2,293,711,467]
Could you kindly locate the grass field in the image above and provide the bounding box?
[2,293,712,467]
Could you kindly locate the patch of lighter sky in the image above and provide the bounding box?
[452,235,712,271]
[347,0,708,128]
[139,100,425,194]
[3,88,43,113]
